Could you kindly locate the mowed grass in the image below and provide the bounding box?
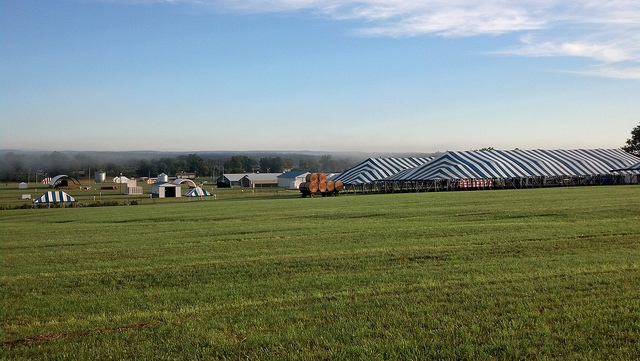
[1,186,639,360]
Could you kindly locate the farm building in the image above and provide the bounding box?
[124,179,143,195]
[216,174,247,188]
[151,182,181,198]
[175,172,196,179]
[240,173,282,188]
[278,171,309,189]
[18,182,28,189]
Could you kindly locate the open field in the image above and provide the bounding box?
[1,186,639,359]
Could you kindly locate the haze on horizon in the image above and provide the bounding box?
[1,0,639,154]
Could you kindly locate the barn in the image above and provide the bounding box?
[151,182,181,198]
[240,173,282,188]
[216,174,247,188]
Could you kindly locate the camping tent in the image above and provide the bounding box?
[33,191,77,204]
[183,187,213,197]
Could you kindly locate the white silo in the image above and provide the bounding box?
[158,173,169,183]
[95,171,106,183]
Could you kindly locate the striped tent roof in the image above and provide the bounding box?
[332,157,434,185]
[33,191,77,203]
[613,161,640,171]
[183,187,213,197]
[386,149,640,181]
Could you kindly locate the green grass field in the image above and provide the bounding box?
[1,185,639,360]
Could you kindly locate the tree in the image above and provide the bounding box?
[223,155,256,173]
[622,123,640,157]
[259,157,283,173]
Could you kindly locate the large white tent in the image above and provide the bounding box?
[332,157,434,185]
[386,149,640,181]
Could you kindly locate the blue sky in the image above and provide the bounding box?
[1,0,639,153]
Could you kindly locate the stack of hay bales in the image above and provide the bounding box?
[299,173,343,197]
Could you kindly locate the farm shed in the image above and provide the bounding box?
[18,182,28,189]
[240,173,282,188]
[216,174,247,188]
[278,171,309,189]
[151,182,181,198]
[332,157,434,185]
[175,172,196,179]
[33,191,77,204]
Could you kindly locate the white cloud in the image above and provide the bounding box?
[144,0,640,78]
[568,65,640,80]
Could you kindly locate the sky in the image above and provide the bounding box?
[1,0,639,153]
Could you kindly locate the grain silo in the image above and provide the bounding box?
[158,173,169,183]
[95,171,106,183]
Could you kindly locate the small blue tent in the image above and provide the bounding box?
[183,187,213,198]
[33,191,77,204]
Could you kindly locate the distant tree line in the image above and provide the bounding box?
[0,151,360,182]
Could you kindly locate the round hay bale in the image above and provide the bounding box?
[305,173,318,183]
[299,182,313,194]
[326,181,335,192]
[318,182,327,192]
[309,181,319,193]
